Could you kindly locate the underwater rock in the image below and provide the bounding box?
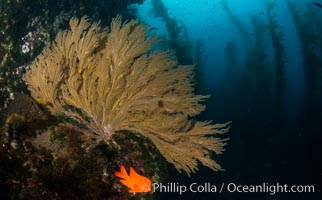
[4,93,48,122]
[0,91,164,199]
[0,121,165,199]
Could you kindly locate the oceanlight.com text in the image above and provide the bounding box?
[226,182,315,195]
[152,182,315,195]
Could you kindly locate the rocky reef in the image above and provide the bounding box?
[0,94,166,199]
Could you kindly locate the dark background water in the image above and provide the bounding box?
[136,0,322,199]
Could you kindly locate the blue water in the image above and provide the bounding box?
[134,0,322,199]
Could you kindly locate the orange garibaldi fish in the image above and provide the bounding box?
[114,165,152,193]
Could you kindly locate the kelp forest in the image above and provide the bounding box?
[0,0,321,199]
